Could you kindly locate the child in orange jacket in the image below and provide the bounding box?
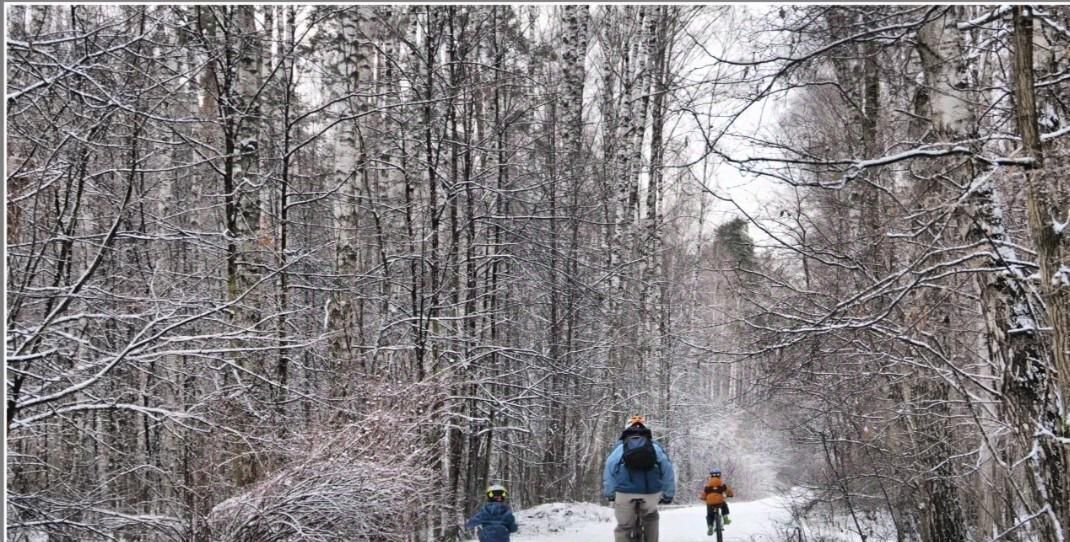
[699,467,734,533]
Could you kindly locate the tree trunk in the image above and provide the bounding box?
[912,9,973,541]
[1011,7,1070,538]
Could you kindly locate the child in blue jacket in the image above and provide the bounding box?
[465,484,518,542]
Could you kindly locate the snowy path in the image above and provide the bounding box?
[512,495,792,542]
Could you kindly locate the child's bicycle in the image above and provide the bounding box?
[707,506,725,541]
[628,498,648,541]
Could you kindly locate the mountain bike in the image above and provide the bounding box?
[629,498,647,542]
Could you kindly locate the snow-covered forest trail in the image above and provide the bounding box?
[513,496,791,542]
[8,4,1070,541]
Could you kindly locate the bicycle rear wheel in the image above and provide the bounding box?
[631,499,646,542]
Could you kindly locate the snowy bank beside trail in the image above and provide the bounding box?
[780,487,898,541]
[513,502,615,536]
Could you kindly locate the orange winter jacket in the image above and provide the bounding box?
[700,476,734,505]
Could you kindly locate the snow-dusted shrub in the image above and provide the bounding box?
[208,457,418,541]
[7,494,186,542]
[208,419,436,541]
[780,488,902,542]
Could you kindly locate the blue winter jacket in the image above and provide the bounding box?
[465,501,518,542]
[602,440,676,500]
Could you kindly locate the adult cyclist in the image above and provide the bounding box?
[602,415,676,542]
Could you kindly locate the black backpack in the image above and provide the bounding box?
[621,434,657,471]
[706,483,727,494]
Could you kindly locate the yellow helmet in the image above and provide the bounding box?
[486,483,508,500]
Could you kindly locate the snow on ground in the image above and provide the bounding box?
[511,495,794,542]
[513,502,616,537]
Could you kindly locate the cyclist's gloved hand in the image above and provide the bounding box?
[606,494,615,503]
[658,496,673,505]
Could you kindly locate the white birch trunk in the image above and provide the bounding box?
[914,9,974,540]
[917,11,973,137]
[328,8,376,373]
[234,5,262,276]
